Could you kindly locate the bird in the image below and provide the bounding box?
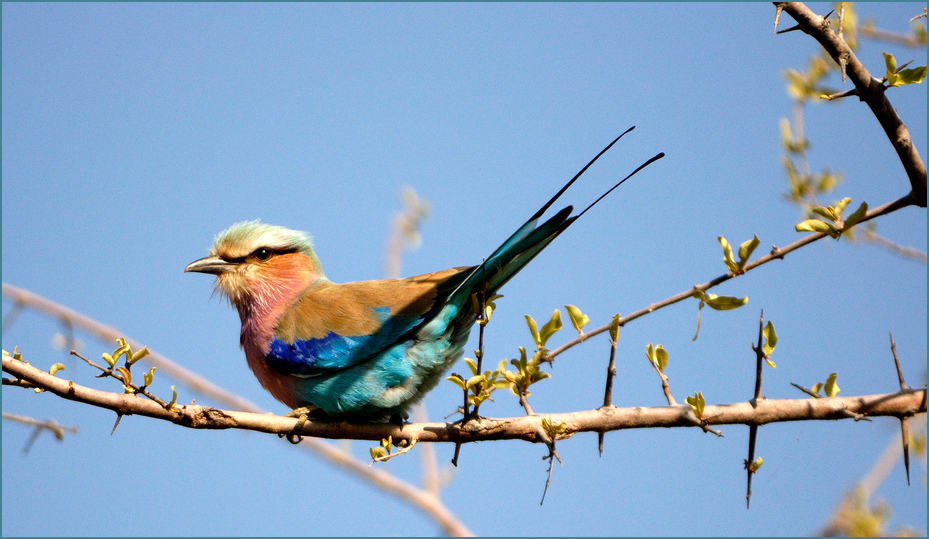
[186,127,663,421]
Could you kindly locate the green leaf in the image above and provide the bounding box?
[811,382,824,396]
[564,305,590,333]
[762,321,777,356]
[718,236,739,273]
[645,343,668,372]
[655,345,668,372]
[765,359,777,368]
[167,385,179,412]
[896,65,927,86]
[446,375,466,390]
[101,352,116,368]
[795,219,839,237]
[749,457,763,472]
[525,315,541,348]
[143,367,156,387]
[538,309,563,348]
[737,234,760,270]
[48,363,65,376]
[780,118,793,151]
[531,370,551,383]
[833,197,852,218]
[112,339,131,364]
[824,372,840,397]
[692,299,704,342]
[541,416,567,439]
[811,206,837,221]
[465,375,483,391]
[815,171,841,194]
[464,358,479,376]
[685,391,705,419]
[128,346,150,366]
[842,202,868,230]
[884,52,899,85]
[609,314,621,342]
[702,293,748,311]
[529,348,546,368]
[116,366,133,392]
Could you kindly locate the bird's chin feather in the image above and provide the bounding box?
[212,257,317,320]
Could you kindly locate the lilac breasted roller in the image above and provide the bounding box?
[186,128,662,421]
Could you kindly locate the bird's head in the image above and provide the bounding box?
[186,221,325,313]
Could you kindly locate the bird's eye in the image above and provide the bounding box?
[254,248,272,261]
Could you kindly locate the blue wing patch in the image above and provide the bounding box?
[265,307,423,377]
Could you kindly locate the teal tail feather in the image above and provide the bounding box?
[451,127,664,306]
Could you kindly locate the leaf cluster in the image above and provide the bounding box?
[809,373,842,398]
[795,197,868,239]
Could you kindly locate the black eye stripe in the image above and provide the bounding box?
[221,247,299,264]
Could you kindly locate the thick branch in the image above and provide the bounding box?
[6,352,924,445]
[0,285,471,537]
[776,2,927,207]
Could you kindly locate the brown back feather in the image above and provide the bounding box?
[275,266,474,341]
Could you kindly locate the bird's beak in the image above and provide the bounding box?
[185,255,236,275]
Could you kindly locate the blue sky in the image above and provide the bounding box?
[3,3,926,536]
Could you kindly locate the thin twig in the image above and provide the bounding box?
[654,365,676,406]
[889,332,907,391]
[860,24,927,48]
[899,416,910,486]
[519,390,535,416]
[791,382,821,398]
[745,425,759,509]
[789,383,873,421]
[746,310,766,508]
[2,412,79,454]
[544,195,915,364]
[820,88,859,101]
[540,444,562,505]
[599,323,619,456]
[2,300,25,335]
[752,310,766,403]
[70,350,171,409]
[889,332,911,486]
[369,440,418,467]
[860,227,927,263]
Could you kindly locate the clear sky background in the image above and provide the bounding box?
[2,3,926,536]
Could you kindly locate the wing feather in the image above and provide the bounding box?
[266,267,472,377]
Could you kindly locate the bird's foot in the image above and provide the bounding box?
[281,406,318,444]
[388,412,407,429]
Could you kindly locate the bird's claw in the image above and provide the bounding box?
[388,413,407,429]
[280,406,317,443]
